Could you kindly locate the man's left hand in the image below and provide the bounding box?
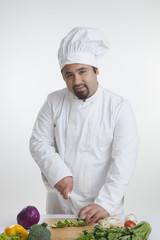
[78,204,109,225]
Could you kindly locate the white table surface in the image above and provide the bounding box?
[0,214,159,239]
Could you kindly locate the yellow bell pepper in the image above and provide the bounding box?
[5,224,28,240]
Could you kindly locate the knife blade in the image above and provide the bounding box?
[67,192,78,216]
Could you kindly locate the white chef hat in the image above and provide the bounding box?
[58,27,110,70]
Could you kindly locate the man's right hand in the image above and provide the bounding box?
[54,176,73,199]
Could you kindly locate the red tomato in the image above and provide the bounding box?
[124,220,136,228]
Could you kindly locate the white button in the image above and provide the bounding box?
[84,163,89,169]
[67,141,72,147]
[68,120,74,125]
[86,144,91,149]
[88,121,93,125]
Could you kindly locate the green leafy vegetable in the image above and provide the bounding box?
[10,234,21,240]
[74,221,152,240]
[0,233,9,240]
[0,233,21,240]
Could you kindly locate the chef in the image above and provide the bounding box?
[29,27,139,224]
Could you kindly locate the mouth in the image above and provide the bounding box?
[73,84,86,93]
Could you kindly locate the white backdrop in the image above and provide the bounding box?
[0,0,160,216]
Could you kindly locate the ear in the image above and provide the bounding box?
[95,68,99,75]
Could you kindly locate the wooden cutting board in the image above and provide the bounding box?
[44,218,94,240]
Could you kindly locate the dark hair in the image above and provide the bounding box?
[61,65,97,74]
[92,66,97,73]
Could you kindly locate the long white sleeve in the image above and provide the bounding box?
[94,101,139,216]
[29,94,73,189]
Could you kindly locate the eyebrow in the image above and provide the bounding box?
[76,67,88,72]
[65,67,88,75]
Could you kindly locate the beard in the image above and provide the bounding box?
[72,84,90,100]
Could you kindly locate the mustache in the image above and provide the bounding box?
[72,84,87,90]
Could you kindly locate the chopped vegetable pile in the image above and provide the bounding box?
[51,219,74,228]
[74,221,152,240]
[51,218,89,228]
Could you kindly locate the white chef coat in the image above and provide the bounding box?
[29,85,139,217]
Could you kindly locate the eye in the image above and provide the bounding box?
[65,73,73,79]
[79,70,87,75]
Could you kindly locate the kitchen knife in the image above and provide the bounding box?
[67,192,86,219]
[67,192,78,216]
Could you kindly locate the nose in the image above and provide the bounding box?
[73,73,82,85]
